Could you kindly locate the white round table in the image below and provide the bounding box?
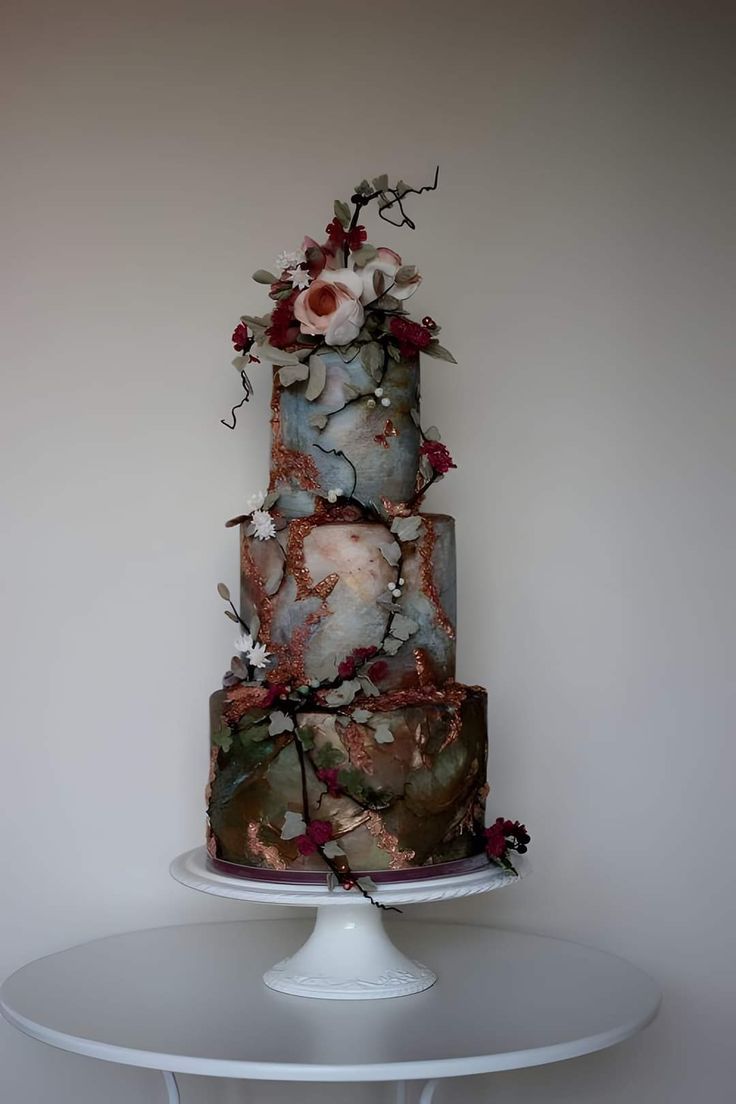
[0,920,660,1103]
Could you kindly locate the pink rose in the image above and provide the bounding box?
[356,247,422,305]
[293,267,364,346]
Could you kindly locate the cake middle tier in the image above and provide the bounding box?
[241,513,456,690]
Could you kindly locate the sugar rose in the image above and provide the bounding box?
[357,247,422,305]
[293,267,364,346]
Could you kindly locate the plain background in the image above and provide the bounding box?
[2,1,734,1101]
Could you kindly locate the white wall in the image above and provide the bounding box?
[2,1,734,1101]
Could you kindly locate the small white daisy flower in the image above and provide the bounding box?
[247,641,271,668]
[276,248,306,273]
[289,268,311,289]
[251,509,276,540]
[235,630,254,654]
[374,387,384,397]
[381,397,391,407]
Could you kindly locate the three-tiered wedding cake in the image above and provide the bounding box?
[206,173,528,894]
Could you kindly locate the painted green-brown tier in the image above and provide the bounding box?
[207,683,488,874]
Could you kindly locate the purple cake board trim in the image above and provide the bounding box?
[210,851,489,885]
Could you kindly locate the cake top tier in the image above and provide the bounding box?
[225,171,458,518]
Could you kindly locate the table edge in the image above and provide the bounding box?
[0,919,661,1082]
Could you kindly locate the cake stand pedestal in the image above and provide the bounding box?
[170,847,523,1000]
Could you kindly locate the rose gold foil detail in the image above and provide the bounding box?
[418,517,456,639]
[342,722,374,774]
[285,516,318,599]
[269,381,320,493]
[438,704,463,753]
[240,532,274,641]
[247,823,288,870]
[205,745,219,803]
[223,684,272,723]
[365,813,415,868]
[311,572,339,601]
[367,683,468,713]
[414,721,432,769]
[413,648,434,686]
[380,496,412,518]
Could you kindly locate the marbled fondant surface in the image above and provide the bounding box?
[208,685,488,873]
[241,513,456,690]
[271,351,420,517]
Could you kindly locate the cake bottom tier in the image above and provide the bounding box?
[207,684,488,875]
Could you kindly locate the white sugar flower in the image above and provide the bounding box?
[251,509,276,540]
[327,488,343,504]
[289,267,311,289]
[247,641,271,668]
[276,248,306,273]
[246,490,266,512]
[234,630,254,654]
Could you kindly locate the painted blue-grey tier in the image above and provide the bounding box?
[240,514,456,690]
[271,349,420,517]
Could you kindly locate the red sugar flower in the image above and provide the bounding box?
[389,317,433,358]
[338,645,379,679]
[338,656,356,679]
[316,768,343,797]
[307,819,333,846]
[267,291,301,350]
[260,684,288,708]
[296,834,317,856]
[420,439,456,474]
[232,322,251,352]
[325,219,368,254]
[484,817,530,863]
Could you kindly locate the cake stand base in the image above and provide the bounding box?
[263,901,436,999]
[170,847,525,1001]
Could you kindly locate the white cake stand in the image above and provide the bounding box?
[170,847,524,1001]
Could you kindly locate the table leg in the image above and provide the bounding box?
[162,1071,180,1103]
[393,1080,438,1104]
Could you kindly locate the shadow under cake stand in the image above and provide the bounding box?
[170,847,523,1000]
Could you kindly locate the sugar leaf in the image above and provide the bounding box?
[358,675,380,698]
[269,710,295,736]
[322,840,346,859]
[379,540,401,566]
[305,355,327,401]
[278,363,310,387]
[391,515,424,542]
[422,341,457,364]
[325,680,361,707]
[280,810,306,840]
[390,614,419,641]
